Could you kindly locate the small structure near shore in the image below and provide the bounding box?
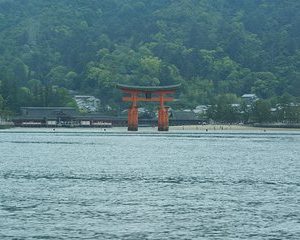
[74,95,101,112]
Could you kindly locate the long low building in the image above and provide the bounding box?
[13,107,126,127]
[13,107,202,127]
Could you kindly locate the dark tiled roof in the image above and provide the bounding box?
[20,107,77,118]
[21,107,75,110]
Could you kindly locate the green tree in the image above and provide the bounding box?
[251,72,278,98]
[252,100,272,123]
[0,94,4,111]
[208,94,241,123]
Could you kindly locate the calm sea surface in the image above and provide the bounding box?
[0,128,299,239]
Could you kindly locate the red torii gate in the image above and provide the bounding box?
[117,84,181,131]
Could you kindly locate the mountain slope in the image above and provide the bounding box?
[0,0,299,112]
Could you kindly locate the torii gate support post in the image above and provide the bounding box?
[128,92,138,131]
[158,93,169,131]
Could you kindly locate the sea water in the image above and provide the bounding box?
[0,128,299,239]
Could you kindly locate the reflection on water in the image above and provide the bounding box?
[0,128,299,239]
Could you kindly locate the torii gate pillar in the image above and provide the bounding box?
[158,94,169,131]
[128,93,138,131]
[117,84,181,131]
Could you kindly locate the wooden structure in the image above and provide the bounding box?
[13,107,125,128]
[117,84,181,131]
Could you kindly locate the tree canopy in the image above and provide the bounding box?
[0,0,299,114]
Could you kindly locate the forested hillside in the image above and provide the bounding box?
[0,0,299,114]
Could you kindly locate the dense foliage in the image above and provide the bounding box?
[0,0,299,117]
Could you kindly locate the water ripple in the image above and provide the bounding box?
[2,172,299,187]
[0,131,299,239]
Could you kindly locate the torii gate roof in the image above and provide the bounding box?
[116,83,181,92]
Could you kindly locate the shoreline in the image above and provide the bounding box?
[1,125,299,133]
[169,124,300,131]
